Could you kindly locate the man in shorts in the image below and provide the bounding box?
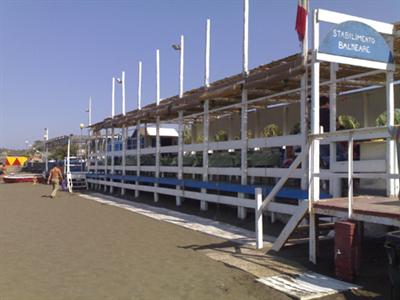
[48,164,63,198]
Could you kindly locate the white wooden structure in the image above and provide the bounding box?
[86,6,400,261]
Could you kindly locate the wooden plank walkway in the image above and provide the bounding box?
[314,196,400,226]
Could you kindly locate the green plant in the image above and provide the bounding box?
[195,135,204,144]
[375,109,400,126]
[213,130,228,142]
[183,125,192,144]
[291,123,301,134]
[337,115,360,130]
[262,124,282,137]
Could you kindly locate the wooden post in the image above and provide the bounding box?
[201,100,209,211]
[154,49,160,202]
[309,9,320,265]
[135,121,141,198]
[255,188,263,249]
[238,87,248,220]
[177,111,184,206]
[386,70,398,196]
[348,134,354,219]
[238,0,249,220]
[104,128,109,192]
[329,62,340,197]
[121,126,127,196]
[110,127,115,194]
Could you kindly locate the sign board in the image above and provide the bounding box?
[318,20,394,70]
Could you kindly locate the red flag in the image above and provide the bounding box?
[295,0,308,41]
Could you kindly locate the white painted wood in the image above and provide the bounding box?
[179,35,184,98]
[316,52,395,71]
[154,116,160,202]
[160,145,179,153]
[205,19,210,87]
[121,126,127,196]
[248,135,302,148]
[260,148,307,211]
[156,49,160,105]
[238,86,248,220]
[201,100,209,211]
[110,127,115,194]
[386,71,399,196]
[272,201,309,252]
[243,0,249,76]
[177,111,183,206]
[138,61,142,110]
[111,77,115,118]
[317,8,394,34]
[104,128,109,192]
[122,71,126,116]
[248,168,303,179]
[255,188,263,249]
[329,62,340,197]
[135,121,141,198]
[348,135,354,219]
[309,9,320,265]
[258,272,360,300]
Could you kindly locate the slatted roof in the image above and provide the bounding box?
[91,22,400,132]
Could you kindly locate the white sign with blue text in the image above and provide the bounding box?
[318,20,394,69]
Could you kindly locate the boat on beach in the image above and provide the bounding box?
[3,173,45,184]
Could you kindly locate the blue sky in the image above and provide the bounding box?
[0,0,399,149]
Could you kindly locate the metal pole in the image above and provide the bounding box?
[155,49,160,202]
[243,0,249,76]
[138,61,142,110]
[205,19,211,87]
[88,96,92,126]
[156,49,160,105]
[112,77,115,118]
[135,60,142,198]
[122,71,126,116]
[179,35,184,98]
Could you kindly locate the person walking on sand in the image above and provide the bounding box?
[47,165,63,198]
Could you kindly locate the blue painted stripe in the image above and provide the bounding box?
[86,173,331,200]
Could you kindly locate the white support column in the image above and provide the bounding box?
[329,62,340,197]
[177,111,184,206]
[154,49,160,202]
[348,134,354,219]
[110,127,115,194]
[135,61,142,198]
[111,77,115,118]
[179,35,184,98]
[238,87,248,220]
[300,73,308,190]
[104,128,109,192]
[121,71,126,116]
[300,2,309,191]
[238,0,249,220]
[309,9,320,265]
[135,121,141,198]
[94,134,99,190]
[255,188,263,250]
[201,100,209,211]
[205,19,210,87]
[121,126,127,196]
[386,70,399,196]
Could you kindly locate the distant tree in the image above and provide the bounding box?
[49,144,78,161]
